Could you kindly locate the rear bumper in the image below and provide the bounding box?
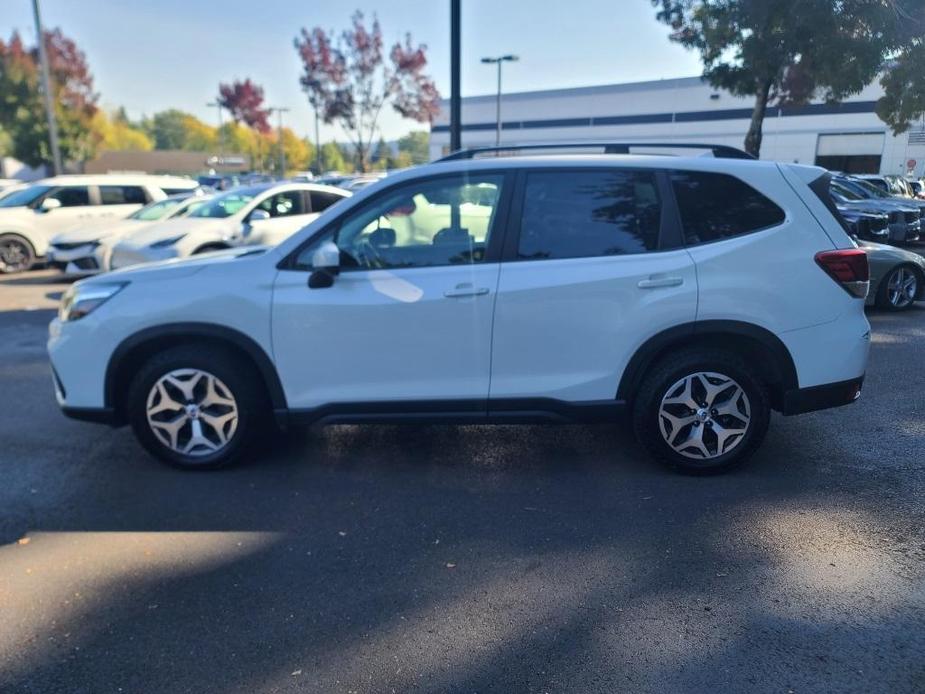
[781,376,864,415]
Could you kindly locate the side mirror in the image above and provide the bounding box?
[40,197,62,212]
[247,209,271,223]
[308,240,340,289]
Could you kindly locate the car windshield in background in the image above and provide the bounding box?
[189,188,261,218]
[129,198,184,221]
[840,178,888,199]
[0,185,51,208]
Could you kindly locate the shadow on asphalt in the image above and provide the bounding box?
[1,305,924,691]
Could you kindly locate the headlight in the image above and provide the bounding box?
[149,234,186,248]
[58,282,128,322]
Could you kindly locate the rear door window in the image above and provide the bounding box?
[670,171,785,245]
[517,170,662,260]
[99,185,148,205]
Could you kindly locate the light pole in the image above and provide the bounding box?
[269,107,290,177]
[206,101,225,163]
[481,55,518,146]
[32,0,62,175]
[450,0,461,153]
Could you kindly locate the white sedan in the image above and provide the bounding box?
[47,193,211,277]
[110,183,350,270]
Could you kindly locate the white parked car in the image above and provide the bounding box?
[109,182,350,270]
[0,174,199,273]
[47,193,212,277]
[48,145,870,474]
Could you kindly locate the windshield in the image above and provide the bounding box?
[129,198,184,221]
[838,178,887,199]
[0,185,51,208]
[189,187,261,218]
[830,182,863,201]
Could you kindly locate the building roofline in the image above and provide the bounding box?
[439,75,708,107]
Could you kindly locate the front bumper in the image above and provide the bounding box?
[889,221,921,243]
[781,376,864,415]
[47,244,106,276]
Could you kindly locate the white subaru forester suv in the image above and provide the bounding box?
[48,144,871,474]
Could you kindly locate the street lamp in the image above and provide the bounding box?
[481,55,519,146]
[268,107,291,177]
[206,101,225,162]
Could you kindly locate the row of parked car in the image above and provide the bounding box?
[0,174,352,276]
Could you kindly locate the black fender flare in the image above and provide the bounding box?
[616,320,799,402]
[104,322,287,414]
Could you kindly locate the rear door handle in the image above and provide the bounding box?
[444,285,490,298]
[637,276,683,289]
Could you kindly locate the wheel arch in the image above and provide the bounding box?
[105,322,287,425]
[617,321,799,411]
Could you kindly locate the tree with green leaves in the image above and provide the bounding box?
[876,4,925,134]
[319,141,348,172]
[0,29,99,167]
[397,130,429,165]
[651,0,905,157]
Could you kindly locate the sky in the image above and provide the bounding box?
[1,0,703,142]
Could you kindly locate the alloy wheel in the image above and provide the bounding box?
[658,371,751,460]
[887,267,917,308]
[145,369,239,457]
[0,238,31,273]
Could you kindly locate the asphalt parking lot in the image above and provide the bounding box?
[1,270,924,694]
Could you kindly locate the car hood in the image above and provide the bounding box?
[118,217,233,247]
[104,245,272,281]
[860,240,925,266]
[0,207,36,222]
[840,200,920,214]
[52,219,146,244]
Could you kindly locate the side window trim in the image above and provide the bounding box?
[278,170,517,271]
[501,166,676,263]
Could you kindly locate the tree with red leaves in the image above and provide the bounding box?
[294,12,439,171]
[217,79,272,134]
[0,28,99,167]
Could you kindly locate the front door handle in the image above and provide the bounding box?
[637,276,683,289]
[444,284,490,298]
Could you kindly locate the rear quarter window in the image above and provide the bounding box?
[671,171,785,245]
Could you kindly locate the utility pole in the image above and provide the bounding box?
[314,108,322,174]
[206,101,225,163]
[32,0,62,175]
[449,0,461,154]
[269,107,290,177]
[481,55,518,146]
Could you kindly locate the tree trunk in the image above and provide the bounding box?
[744,79,774,158]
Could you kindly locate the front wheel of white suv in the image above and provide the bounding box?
[632,348,770,474]
[127,345,265,469]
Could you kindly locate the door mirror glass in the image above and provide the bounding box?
[311,240,341,270]
[247,208,271,223]
[40,197,62,211]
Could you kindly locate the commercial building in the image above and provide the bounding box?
[430,76,925,176]
[84,150,251,176]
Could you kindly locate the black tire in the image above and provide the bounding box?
[632,348,770,475]
[875,264,920,311]
[0,233,36,274]
[127,344,266,469]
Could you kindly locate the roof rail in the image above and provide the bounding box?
[436,142,756,162]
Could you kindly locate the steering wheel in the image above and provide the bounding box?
[355,236,386,269]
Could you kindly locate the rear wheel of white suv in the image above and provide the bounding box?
[0,233,35,274]
[632,348,770,474]
[127,345,264,469]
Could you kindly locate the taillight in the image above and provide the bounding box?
[815,249,869,298]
